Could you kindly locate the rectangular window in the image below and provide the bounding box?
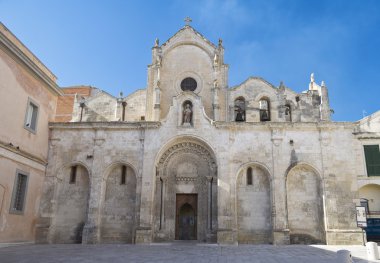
[121,166,126,185]
[70,166,77,184]
[364,145,380,176]
[24,99,39,133]
[10,171,29,214]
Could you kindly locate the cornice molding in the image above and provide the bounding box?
[0,28,62,96]
[49,121,161,130]
[0,139,47,166]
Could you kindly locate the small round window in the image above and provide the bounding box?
[181,77,197,91]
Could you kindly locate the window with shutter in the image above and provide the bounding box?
[24,98,39,133]
[364,145,380,176]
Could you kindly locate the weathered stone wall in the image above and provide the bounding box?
[39,110,363,245]
[124,89,146,121]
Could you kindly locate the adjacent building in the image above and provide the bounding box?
[0,22,62,242]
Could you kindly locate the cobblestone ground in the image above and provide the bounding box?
[0,243,378,263]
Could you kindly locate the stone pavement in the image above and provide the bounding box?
[0,242,379,263]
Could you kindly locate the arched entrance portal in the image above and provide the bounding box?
[154,138,217,242]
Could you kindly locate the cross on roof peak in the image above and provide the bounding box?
[184,17,192,26]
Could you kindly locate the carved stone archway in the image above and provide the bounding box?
[153,140,217,242]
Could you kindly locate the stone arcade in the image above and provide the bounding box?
[35,24,373,245]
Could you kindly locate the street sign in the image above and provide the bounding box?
[356,206,367,228]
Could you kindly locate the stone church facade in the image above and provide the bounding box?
[33,25,380,245]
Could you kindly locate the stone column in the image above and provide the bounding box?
[135,128,154,244]
[270,127,290,245]
[212,80,220,121]
[36,138,61,243]
[154,84,161,121]
[82,133,105,244]
[320,81,331,121]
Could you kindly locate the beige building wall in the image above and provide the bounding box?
[0,23,61,242]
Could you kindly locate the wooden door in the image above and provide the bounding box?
[175,194,197,240]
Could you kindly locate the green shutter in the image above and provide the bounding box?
[364,145,380,176]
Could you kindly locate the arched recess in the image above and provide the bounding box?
[259,97,270,121]
[153,137,217,242]
[358,184,380,215]
[286,163,325,244]
[100,163,137,243]
[234,97,246,122]
[236,164,272,244]
[51,163,90,243]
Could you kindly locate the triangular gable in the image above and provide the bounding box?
[161,25,217,53]
[230,77,277,91]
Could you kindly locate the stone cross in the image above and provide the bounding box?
[184,17,192,26]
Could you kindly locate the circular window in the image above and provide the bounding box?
[180,78,197,91]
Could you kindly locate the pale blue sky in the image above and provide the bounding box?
[1,0,379,121]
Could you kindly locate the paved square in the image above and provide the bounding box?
[0,243,378,263]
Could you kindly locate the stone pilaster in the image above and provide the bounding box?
[270,127,290,245]
[135,127,153,244]
[82,133,104,244]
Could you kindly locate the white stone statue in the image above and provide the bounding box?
[183,104,192,124]
[154,38,159,47]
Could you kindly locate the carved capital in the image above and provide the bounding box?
[50,138,61,147]
[94,138,105,146]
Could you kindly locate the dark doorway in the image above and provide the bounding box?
[176,194,197,240]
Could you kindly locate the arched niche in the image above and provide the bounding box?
[100,164,137,243]
[51,164,90,243]
[234,97,246,122]
[358,184,380,214]
[236,164,272,244]
[182,100,193,126]
[259,97,271,121]
[286,164,325,244]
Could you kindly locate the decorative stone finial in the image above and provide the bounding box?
[184,17,192,26]
[213,53,219,67]
[154,38,159,47]
[218,38,223,48]
[321,80,325,87]
[310,73,315,83]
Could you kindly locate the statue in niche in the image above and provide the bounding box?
[213,53,219,67]
[156,54,162,66]
[183,103,192,125]
[213,79,218,88]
